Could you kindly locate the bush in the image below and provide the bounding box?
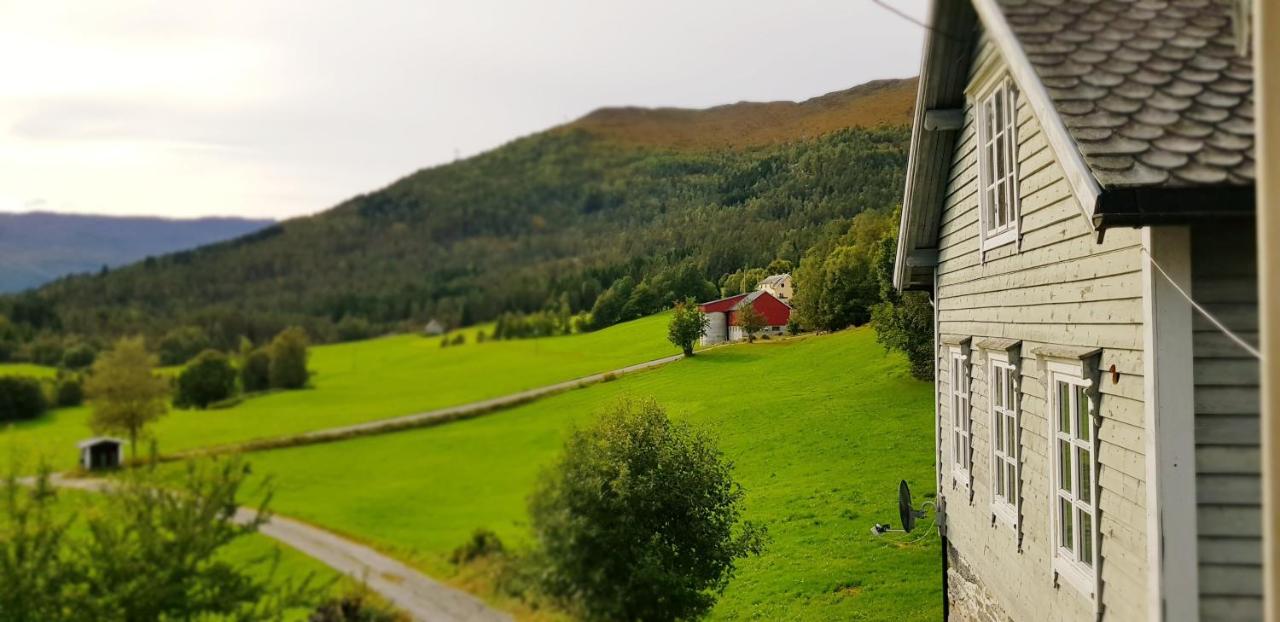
[61,342,96,369]
[529,398,766,621]
[450,528,505,565]
[175,350,237,409]
[335,316,374,342]
[451,333,465,346]
[240,348,271,393]
[28,335,64,367]
[157,326,210,366]
[54,373,84,408]
[268,327,309,390]
[0,376,48,422]
[309,586,406,622]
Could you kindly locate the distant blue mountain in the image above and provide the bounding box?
[0,212,274,293]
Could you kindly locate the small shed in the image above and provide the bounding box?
[423,319,445,336]
[77,437,124,471]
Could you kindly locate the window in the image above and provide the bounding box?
[1048,362,1098,599]
[989,353,1019,527]
[949,347,971,487]
[977,77,1020,251]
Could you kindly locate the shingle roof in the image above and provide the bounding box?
[997,0,1254,188]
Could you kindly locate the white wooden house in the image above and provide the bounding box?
[893,1,1257,620]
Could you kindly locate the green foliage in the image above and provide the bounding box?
[84,337,170,457]
[310,586,406,622]
[53,372,84,408]
[28,334,64,367]
[449,528,506,565]
[870,228,935,380]
[791,210,896,331]
[241,348,272,393]
[60,341,96,369]
[268,327,310,390]
[0,376,47,422]
[335,316,375,342]
[10,126,908,347]
[736,303,767,342]
[0,460,324,621]
[529,398,766,621]
[667,298,708,356]
[175,349,238,409]
[157,325,211,366]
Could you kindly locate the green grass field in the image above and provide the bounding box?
[0,313,678,470]
[231,328,939,621]
[0,363,57,379]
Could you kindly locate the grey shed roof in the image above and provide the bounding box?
[999,0,1255,190]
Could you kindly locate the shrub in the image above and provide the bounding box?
[175,350,237,409]
[0,376,47,422]
[268,327,309,390]
[336,316,374,342]
[240,348,271,393]
[310,586,406,622]
[450,528,505,565]
[28,335,64,366]
[157,326,210,366]
[450,333,465,346]
[54,373,84,408]
[529,398,766,621]
[60,342,96,369]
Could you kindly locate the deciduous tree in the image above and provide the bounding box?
[268,327,310,390]
[84,337,170,459]
[736,303,767,343]
[666,298,708,356]
[529,398,766,621]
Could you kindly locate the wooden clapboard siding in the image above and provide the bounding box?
[935,33,1148,622]
[1191,225,1262,621]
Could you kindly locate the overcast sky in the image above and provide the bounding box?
[0,1,928,220]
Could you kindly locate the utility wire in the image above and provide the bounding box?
[1141,247,1263,360]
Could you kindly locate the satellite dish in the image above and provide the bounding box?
[871,480,930,537]
[899,480,917,533]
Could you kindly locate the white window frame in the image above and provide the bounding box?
[988,351,1020,529]
[976,76,1021,253]
[949,346,972,490]
[1047,360,1100,602]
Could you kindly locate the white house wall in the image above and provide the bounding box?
[935,33,1148,621]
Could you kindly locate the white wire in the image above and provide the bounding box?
[1141,247,1263,361]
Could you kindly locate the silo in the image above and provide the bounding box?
[703,311,727,345]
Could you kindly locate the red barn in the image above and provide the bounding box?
[697,290,792,344]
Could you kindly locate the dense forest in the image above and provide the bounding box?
[0,78,914,358]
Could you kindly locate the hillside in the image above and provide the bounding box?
[2,78,914,349]
[0,212,272,293]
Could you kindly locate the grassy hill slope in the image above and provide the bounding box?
[1,313,679,470]
[5,79,913,349]
[232,328,939,621]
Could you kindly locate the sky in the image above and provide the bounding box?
[0,1,928,221]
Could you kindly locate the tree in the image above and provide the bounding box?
[766,258,793,274]
[0,376,47,422]
[667,298,709,356]
[736,303,767,343]
[0,459,323,621]
[156,326,210,366]
[175,349,237,409]
[870,226,935,380]
[240,348,271,393]
[268,327,310,390]
[60,342,96,369]
[84,337,169,460]
[529,398,766,621]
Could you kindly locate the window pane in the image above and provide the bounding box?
[1060,497,1074,551]
[1006,416,1017,455]
[1080,510,1094,566]
[1007,463,1017,499]
[954,432,961,462]
[1076,385,1090,441]
[1059,440,1073,493]
[994,367,1004,408]
[995,411,1004,450]
[995,461,1005,496]
[1078,448,1092,503]
[1058,382,1071,433]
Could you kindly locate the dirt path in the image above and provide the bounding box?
[47,476,510,622]
[175,352,688,459]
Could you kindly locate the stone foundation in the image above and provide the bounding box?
[947,542,1015,622]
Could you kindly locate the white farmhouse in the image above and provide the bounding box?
[755,273,793,302]
[893,1,1258,620]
